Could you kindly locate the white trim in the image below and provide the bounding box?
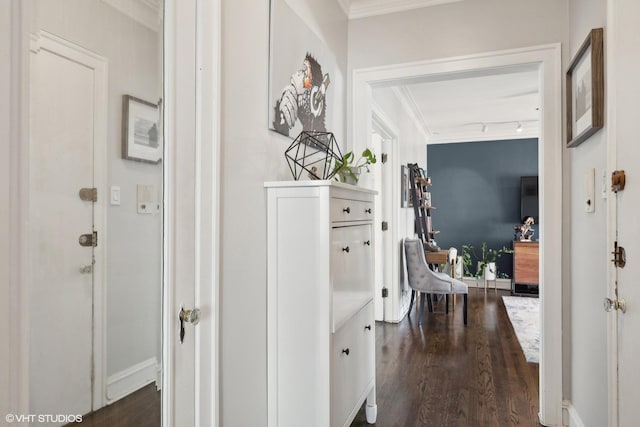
[351,43,563,427]
[101,0,161,32]
[10,0,31,420]
[30,30,109,412]
[106,358,159,404]
[605,1,619,425]
[163,0,220,425]
[563,400,586,427]
[348,0,464,20]
[390,86,432,141]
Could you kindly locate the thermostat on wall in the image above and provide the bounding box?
[137,184,157,214]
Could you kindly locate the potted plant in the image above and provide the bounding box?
[333,148,377,184]
[462,242,513,280]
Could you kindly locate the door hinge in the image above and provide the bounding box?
[381,221,388,231]
[382,287,389,298]
[611,241,626,268]
[79,187,97,202]
[381,153,388,164]
[79,231,98,247]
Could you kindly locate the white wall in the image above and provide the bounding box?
[372,87,425,322]
[32,0,162,381]
[220,0,348,424]
[348,0,569,70]
[566,0,608,424]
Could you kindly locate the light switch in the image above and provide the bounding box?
[137,184,156,214]
[585,168,595,213]
[110,186,121,206]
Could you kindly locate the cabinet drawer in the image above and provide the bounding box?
[331,225,373,295]
[331,198,374,223]
[331,302,374,427]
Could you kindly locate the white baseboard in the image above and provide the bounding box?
[563,400,586,427]
[462,277,511,291]
[106,357,159,404]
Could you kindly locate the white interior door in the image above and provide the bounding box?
[371,132,384,321]
[164,0,219,425]
[29,33,107,422]
[609,1,640,424]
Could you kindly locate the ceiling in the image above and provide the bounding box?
[338,0,464,19]
[381,66,541,144]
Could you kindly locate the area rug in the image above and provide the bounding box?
[502,296,539,363]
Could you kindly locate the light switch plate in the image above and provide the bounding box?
[137,184,156,214]
[585,168,595,213]
[110,186,121,206]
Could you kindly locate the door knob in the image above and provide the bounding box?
[79,264,93,274]
[604,297,626,313]
[179,307,201,343]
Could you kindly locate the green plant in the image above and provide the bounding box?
[462,242,514,278]
[333,148,377,183]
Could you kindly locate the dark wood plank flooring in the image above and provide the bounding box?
[64,384,160,427]
[352,290,540,427]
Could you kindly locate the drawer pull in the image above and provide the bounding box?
[365,208,372,214]
[364,325,372,331]
[343,207,351,214]
[342,246,350,253]
[342,348,350,356]
[364,240,371,246]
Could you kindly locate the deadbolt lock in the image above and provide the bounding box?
[79,187,97,202]
[611,170,626,193]
[78,232,98,247]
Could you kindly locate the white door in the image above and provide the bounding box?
[608,1,640,424]
[29,33,107,421]
[164,0,219,425]
[371,132,385,321]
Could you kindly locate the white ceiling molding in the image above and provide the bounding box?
[426,123,539,145]
[101,0,161,32]
[389,86,431,142]
[347,0,464,20]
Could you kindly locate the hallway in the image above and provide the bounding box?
[353,290,540,426]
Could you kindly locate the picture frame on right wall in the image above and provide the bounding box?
[566,27,604,148]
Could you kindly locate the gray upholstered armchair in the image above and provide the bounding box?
[404,238,468,325]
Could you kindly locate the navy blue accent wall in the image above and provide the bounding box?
[426,138,538,278]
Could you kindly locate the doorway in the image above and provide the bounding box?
[351,44,563,426]
[28,1,164,424]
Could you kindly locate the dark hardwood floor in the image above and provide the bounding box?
[65,384,160,427]
[352,289,540,427]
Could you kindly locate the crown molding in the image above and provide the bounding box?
[348,0,463,19]
[390,86,432,141]
[101,0,161,32]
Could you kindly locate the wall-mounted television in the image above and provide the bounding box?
[520,176,539,223]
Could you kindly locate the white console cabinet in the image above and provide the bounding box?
[265,181,377,427]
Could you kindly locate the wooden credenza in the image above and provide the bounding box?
[265,181,377,427]
[513,241,539,292]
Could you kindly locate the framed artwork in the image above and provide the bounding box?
[122,95,162,163]
[566,28,604,148]
[401,165,413,208]
[268,0,337,139]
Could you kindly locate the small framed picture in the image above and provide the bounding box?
[122,95,162,163]
[401,165,413,208]
[566,28,604,148]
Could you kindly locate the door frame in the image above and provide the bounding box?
[29,29,109,410]
[163,0,221,425]
[371,103,400,322]
[350,43,563,426]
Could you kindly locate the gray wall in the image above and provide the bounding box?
[567,0,608,424]
[220,0,348,425]
[427,139,538,277]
